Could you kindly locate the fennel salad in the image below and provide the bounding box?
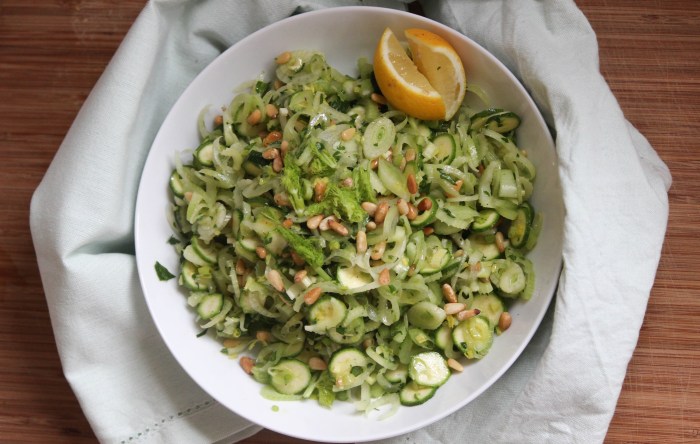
[164,50,541,415]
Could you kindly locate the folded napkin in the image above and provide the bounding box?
[30,1,671,444]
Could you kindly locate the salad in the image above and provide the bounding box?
[165,49,541,415]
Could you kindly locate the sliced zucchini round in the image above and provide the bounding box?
[268,359,312,395]
[196,293,223,319]
[384,363,408,384]
[399,381,437,406]
[408,351,450,387]
[508,203,534,248]
[190,236,218,264]
[337,266,373,290]
[169,169,185,198]
[410,197,438,229]
[472,209,500,232]
[430,133,457,164]
[469,293,505,329]
[407,301,446,330]
[328,348,369,389]
[307,295,347,331]
[181,260,208,291]
[452,315,493,360]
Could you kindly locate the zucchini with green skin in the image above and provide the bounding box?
[408,351,450,387]
[328,348,370,390]
[410,197,438,228]
[268,359,312,395]
[399,381,437,406]
[196,293,223,319]
[508,203,534,248]
[452,315,494,359]
[307,295,347,331]
[469,293,505,329]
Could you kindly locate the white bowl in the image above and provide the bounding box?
[134,6,563,443]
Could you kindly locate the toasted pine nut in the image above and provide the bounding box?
[255,246,267,259]
[308,357,327,371]
[262,148,279,159]
[319,215,337,231]
[444,302,466,315]
[306,214,324,230]
[361,201,378,216]
[366,221,377,231]
[314,181,327,202]
[275,51,292,64]
[399,157,407,171]
[282,218,294,229]
[247,108,262,125]
[495,231,506,253]
[499,312,512,332]
[235,258,247,275]
[329,220,349,236]
[340,177,354,188]
[256,330,272,343]
[407,265,416,276]
[442,283,457,303]
[213,115,223,126]
[304,287,323,305]
[265,103,279,118]
[273,79,284,90]
[378,269,391,286]
[263,131,283,146]
[374,201,389,224]
[268,269,285,292]
[447,358,464,372]
[370,241,386,261]
[470,262,482,273]
[362,338,375,349]
[272,156,283,172]
[454,249,464,258]
[371,159,379,169]
[453,179,464,192]
[457,308,481,321]
[341,127,356,141]
[407,203,418,221]
[223,338,243,348]
[184,191,193,203]
[405,174,417,195]
[417,197,433,212]
[356,230,367,254]
[371,93,387,105]
[423,226,434,236]
[397,199,409,216]
[274,193,290,207]
[280,140,289,158]
[239,356,255,374]
[405,148,416,162]
[294,269,308,283]
[290,251,305,266]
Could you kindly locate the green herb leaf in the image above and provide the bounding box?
[154,261,175,281]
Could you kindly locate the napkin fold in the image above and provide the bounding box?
[30,1,671,444]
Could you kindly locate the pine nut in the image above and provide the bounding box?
[304,287,323,305]
[247,108,262,125]
[405,148,416,162]
[378,268,391,286]
[366,221,377,231]
[256,330,272,343]
[275,51,292,64]
[282,218,293,229]
[235,258,247,275]
[453,179,464,192]
[361,201,378,216]
[499,312,512,332]
[223,338,243,348]
[274,193,290,207]
[255,246,267,259]
[294,269,308,283]
[399,157,407,171]
[319,215,337,231]
[442,283,457,303]
[356,230,367,254]
[184,191,193,203]
[423,226,434,236]
[444,302,466,315]
[374,201,389,224]
[340,177,354,188]
[495,231,506,253]
[362,338,375,350]
[290,251,305,266]
[457,308,481,321]
[370,241,386,261]
[239,356,255,374]
[268,269,285,292]
[407,265,416,276]
[447,358,464,372]
[272,156,283,172]
[262,148,279,159]
[213,115,223,126]
[280,140,289,158]
[314,181,327,202]
[454,249,464,258]
[265,103,279,118]
[397,199,409,216]
[371,159,379,169]
[306,214,324,230]
[263,131,283,146]
[417,197,433,212]
[470,262,482,273]
[308,357,327,371]
[341,127,356,141]
[407,203,418,221]
[371,93,387,105]
[273,79,284,90]
[407,174,418,194]
[329,220,349,236]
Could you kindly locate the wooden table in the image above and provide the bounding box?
[1,1,698,442]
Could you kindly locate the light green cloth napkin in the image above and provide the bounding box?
[30,1,671,443]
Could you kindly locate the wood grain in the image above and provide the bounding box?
[0,1,697,443]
